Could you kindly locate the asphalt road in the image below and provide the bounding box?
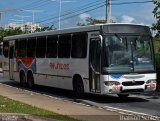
[0,75,160,117]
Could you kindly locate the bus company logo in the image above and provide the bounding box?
[16,58,35,68]
[111,74,122,79]
[50,63,70,70]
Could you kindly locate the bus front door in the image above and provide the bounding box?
[9,45,14,80]
[89,38,101,93]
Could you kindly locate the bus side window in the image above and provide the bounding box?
[36,36,46,58]
[71,33,87,58]
[3,41,9,58]
[15,40,18,57]
[58,35,71,58]
[19,39,27,58]
[27,38,36,57]
[46,36,58,58]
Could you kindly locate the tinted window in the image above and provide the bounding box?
[36,36,46,58]
[71,33,87,58]
[18,39,27,57]
[58,35,71,58]
[15,40,18,57]
[27,38,36,57]
[3,41,9,57]
[47,36,58,58]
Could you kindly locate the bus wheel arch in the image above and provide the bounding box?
[20,70,26,87]
[27,71,34,89]
[72,74,85,98]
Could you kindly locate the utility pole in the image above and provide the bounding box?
[58,0,73,30]
[51,0,74,30]
[9,19,23,28]
[106,0,111,23]
[0,12,2,27]
[21,9,44,25]
[14,15,31,31]
[0,12,3,28]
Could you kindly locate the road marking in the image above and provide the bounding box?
[103,105,160,120]
[76,99,160,120]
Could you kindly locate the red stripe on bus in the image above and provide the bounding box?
[16,58,35,68]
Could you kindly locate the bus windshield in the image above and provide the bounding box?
[102,35,155,73]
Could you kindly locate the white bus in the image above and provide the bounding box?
[3,24,156,98]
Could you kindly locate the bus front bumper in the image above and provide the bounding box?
[103,83,156,94]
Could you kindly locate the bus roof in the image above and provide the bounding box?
[3,23,150,41]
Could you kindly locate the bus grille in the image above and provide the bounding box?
[122,81,144,86]
[121,89,144,93]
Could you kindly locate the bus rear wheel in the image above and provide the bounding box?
[20,72,26,87]
[73,77,85,98]
[27,73,34,89]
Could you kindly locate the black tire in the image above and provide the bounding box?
[118,94,129,98]
[73,77,85,98]
[27,73,34,89]
[20,72,27,87]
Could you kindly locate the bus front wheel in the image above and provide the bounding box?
[20,72,26,87]
[27,73,34,89]
[73,76,85,98]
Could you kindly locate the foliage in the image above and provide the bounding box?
[0,95,78,121]
[0,24,56,42]
[35,25,56,32]
[154,37,160,90]
[0,27,5,41]
[5,27,24,36]
[0,27,24,42]
[152,0,160,31]
[155,37,160,71]
[77,17,106,26]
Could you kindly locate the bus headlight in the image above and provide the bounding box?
[104,81,120,86]
[146,79,156,84]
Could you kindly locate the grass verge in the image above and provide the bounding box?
[0,95,79,121]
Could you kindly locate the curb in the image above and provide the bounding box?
[0,113,58,121]
[77,99,160,120]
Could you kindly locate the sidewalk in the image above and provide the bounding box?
[0,82,120,121]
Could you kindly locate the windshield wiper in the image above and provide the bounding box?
[114,33,121,41]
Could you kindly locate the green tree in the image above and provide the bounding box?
[35,25,56,32]
[5,27,24,36]
[77,17,106,26]
[0,27,24,42]
[0,27,5,41]
[152,0,160,31]
[0,24,56,42]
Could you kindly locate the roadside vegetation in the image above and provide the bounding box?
[0,95,79,121]
[154,36,160,90]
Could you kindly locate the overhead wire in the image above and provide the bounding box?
[112,0,152,5]
[38,0,105,24]
[39,0,153,26]
[1,0,154,27]
[40,4,106,26]
[0,0,47,13]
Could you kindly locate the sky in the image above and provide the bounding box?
[0,0,158,29]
